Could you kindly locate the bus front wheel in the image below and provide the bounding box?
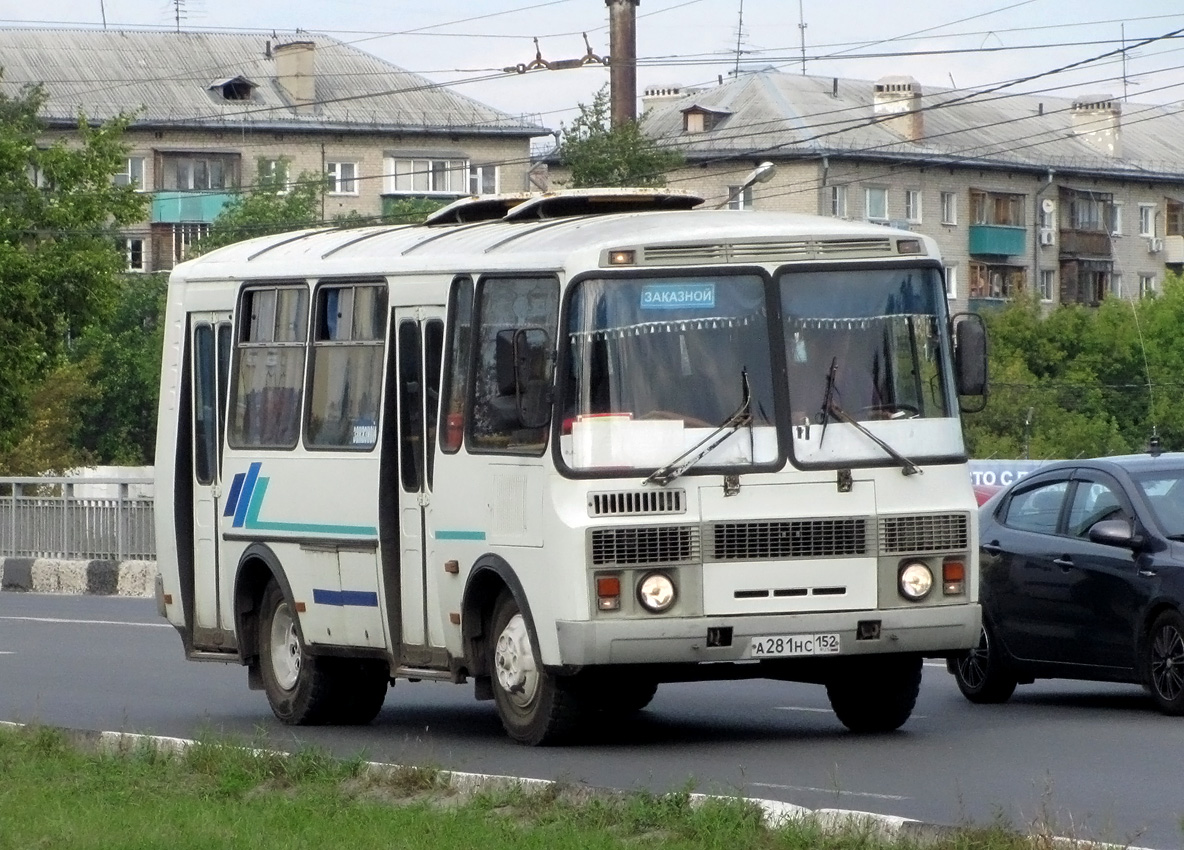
[488,591,583,745]
[259,580,336,725]
[824,654,922,733]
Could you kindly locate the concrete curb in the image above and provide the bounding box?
[0,721,1155,849]
[0,558,155,597]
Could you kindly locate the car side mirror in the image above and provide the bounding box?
[1088,518,1142,549]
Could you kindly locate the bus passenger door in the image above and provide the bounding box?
[189,314,232,639]
[392,307,445,666]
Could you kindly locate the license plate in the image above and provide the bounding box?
[749,633,841,658]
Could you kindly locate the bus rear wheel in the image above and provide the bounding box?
[825,654,922,733]
[488,591,583,745]
[259,580,336,725]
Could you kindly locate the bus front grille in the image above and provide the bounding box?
[710,518,868,560]
[588,489,685,517]
[878,513,969,554]
[590,525,699,565]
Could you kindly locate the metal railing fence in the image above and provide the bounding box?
[0,477,155,561]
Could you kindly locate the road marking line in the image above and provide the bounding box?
[749,782,909,801]
[773,706,926,719]
[0,651,14,655]
[0,616,170,628]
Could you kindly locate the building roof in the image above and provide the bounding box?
[0,27,547,137]
[642,70,1184,182]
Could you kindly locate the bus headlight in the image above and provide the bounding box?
[637,572,676,613]
[898,562,933,601]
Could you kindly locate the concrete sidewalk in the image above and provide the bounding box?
[0,557,154,596]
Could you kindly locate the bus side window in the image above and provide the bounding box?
[470,276,558,455]
[228,285,308,449]
[439,277,473,454]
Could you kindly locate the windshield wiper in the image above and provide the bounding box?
[818,356,922,476]
[643,370,753,487]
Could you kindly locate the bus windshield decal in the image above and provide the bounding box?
[640,282,715,309]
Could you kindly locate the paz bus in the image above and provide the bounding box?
[153,188,988,745]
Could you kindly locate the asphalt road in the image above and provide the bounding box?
[2,592,1180,848]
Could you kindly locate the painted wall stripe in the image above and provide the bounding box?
[435,530,486,541]
[312,588,380,607]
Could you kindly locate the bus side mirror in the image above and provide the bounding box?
[951,312,987,413]
[495,327,554,429]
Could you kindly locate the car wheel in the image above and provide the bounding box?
[825,654,922,733]
[488,591,584,745]
[1146,610,1184,715]
[952,623,1018,704]
[258,580,336,725]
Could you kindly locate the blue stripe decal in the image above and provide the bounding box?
[231,462,262,527]
[224,472,245,517]
[312,588,380,607]
[436,530,486,541]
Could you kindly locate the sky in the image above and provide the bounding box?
[3,0,1184,139]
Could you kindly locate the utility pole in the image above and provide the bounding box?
[605,0,639,126]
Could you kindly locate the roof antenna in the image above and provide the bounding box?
[1129,299,1160,454]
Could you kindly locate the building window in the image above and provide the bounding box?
[120,237,145,272]
[1140,274,1157,297]
[161,154,237,191]
[1109,203,1122,236]
[172,223,209,263]
[727,185,753,210]
[969,262,1026,299]
[1039,270,1055,302]
[829,185,847,217]
[469,164,499,195]
[683,109,724,133]
[326,161,358,195]
[1059,260,1112,305]
[259,158,290,194]
[944,265,957,299]
[1111,273,1123,298]
[940,192,957,225]
[865,187,888,221]
[1167,201,1184,236]
[905,189,922,223]
[1139,204,1156,237]
[970,190,1025,226]
[384,157,467,194]
[114,156,145,188]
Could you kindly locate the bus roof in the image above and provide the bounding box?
[171,193,937,282]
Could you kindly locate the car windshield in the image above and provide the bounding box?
[559,274,776,473]
[1131,469,1184,538]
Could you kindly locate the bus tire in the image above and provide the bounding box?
[488,591,583,745]
[258,580,336,725]
[571,670,659,716]
[825,654,922,733]
[325,659,389,725]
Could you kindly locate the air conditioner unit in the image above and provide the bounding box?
[1039,229,1055,246]
[1149,237,1163,253]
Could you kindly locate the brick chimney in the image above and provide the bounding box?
[873,76,923,142]
[274,40,316,113]
[1071,95,1121,158]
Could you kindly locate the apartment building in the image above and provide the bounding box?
[0,28,547,272]
[636,71,1184,312]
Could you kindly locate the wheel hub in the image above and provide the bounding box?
[269,601,301,692]
[494,612,538,707]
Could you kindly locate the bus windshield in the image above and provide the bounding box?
[781,266,964,466]
[561,273,777,473]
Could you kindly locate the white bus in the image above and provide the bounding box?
[154,188,988,745]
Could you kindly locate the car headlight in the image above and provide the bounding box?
[899,561,934,601]
[637,571,676,613]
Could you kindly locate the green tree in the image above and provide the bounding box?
[557,86,683,187]
[196,167,325,254]
[0,80,147,462]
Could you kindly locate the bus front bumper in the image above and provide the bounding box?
[554,604,981,666]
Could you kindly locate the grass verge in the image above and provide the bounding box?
[0,724,1099,850]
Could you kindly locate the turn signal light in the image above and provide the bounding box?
[596,574,621,610]
[942,560,966,595]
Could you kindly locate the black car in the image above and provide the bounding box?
[951,451,1184,714]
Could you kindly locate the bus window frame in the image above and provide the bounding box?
[438,276,474,456]
[552,265,788,481]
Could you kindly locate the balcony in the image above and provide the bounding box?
[1165,234,1184,265]
[968,224,1026,256]
[1058,229,1111,258]
[151,191,236,224]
